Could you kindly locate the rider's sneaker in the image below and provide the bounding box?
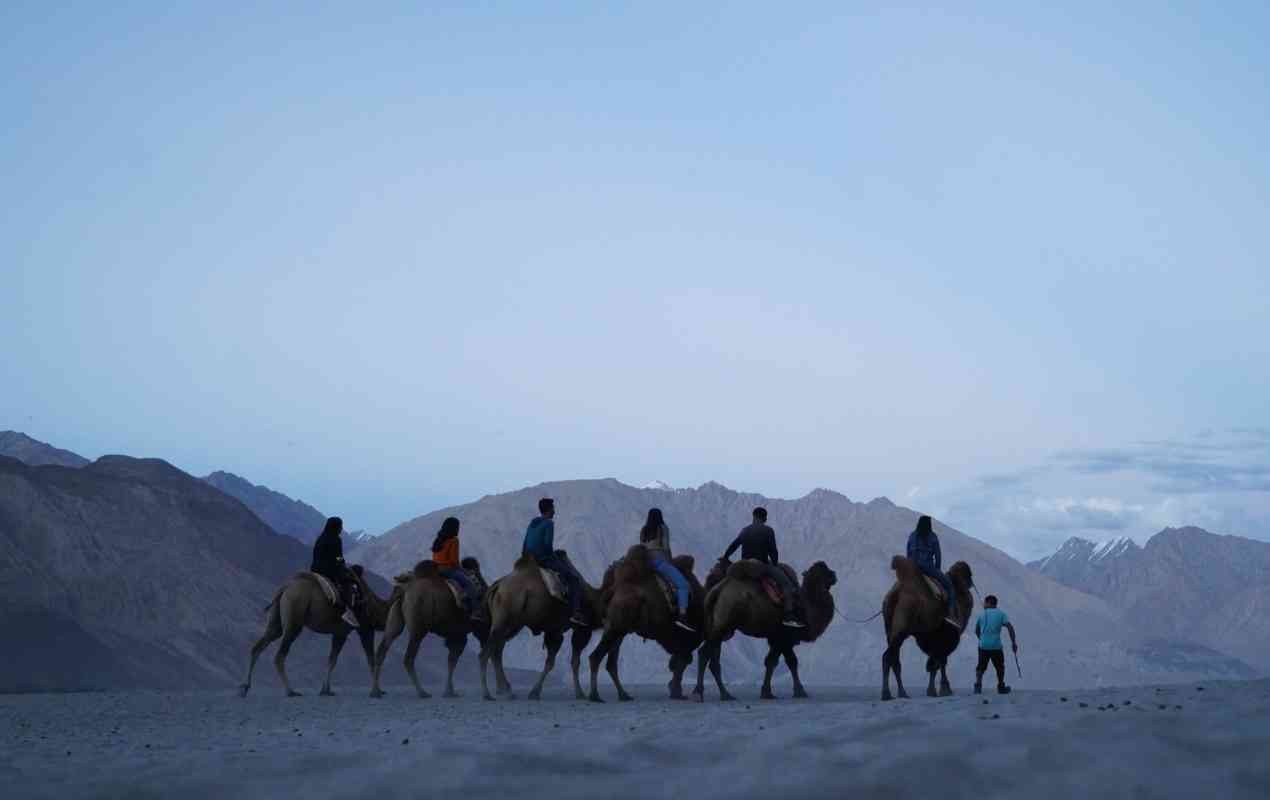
[673,615,697,632]
[781,614,807,629]
[569,612,589,627]
[943,616,962,631]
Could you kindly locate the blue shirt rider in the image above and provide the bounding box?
[906,515,959,628]
[522,497,588,626]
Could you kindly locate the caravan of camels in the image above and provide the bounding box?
[239,500,994,704]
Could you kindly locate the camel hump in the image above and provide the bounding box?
[891,555,919,582]
[671,554,695,577]
[412,560,440,579]
[513,554,539,572]
[725,559,796,584]
[613,544,651,586]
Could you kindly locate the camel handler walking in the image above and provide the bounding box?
[973,594,1018,695]
[723,507,804,628]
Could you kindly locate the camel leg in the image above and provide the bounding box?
[320,633,349,696]
[273,622,304,697]
[882,632,910,701]
[239,610,283,698]
[708,641,735,702]
[570,627,593,700]
[606,637,634,702]
[667,651,691,700]
[478,632,499,701]
[371,603,406,698]
[784,645,808,699]
[403,629,431,699]
[528,630,564,701]
[443,636,466,698]
[691,641,710,702]
[587,628,621,703]
[939,661,954,697]
[760,643,781,700]
[491,636,515,698]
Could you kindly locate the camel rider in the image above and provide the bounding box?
[640,508,696,632]
[522,498,588,626]
[310,516,361,627]
[431,516,479,614]
[723,507,804,628]
[973,594,1017,695]
[907,515,957,628]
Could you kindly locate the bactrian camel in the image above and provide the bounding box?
[371,558,490,699]
[478,551,604,701]
[692,558,838,702]
[587,544,704,702]
[239,565,394,697]
[880,556,975,701]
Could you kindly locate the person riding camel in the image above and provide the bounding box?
[431,516,480,614]
[522,497,588,626]
[640,508,696,632]
[906,515,958,629]
[310,516,361,627]
[723,507,804,628]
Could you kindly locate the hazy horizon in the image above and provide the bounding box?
[5,4,1269,559]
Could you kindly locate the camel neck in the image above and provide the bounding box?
[799,581,834,641]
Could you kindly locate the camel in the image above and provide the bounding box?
[692,557,838,702]
[370,558,489,699]
[586,544,704,702]
[880,556,975,701]
[239,565,395,697]
[478,550,604,701]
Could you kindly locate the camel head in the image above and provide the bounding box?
[802,561,837,594]
[947,561,973,592]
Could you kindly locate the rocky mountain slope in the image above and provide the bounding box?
[202,471,329,545]
[1029,527,1270,669]
[352,479,1257,688]
[0,455,388,691]
[0,431,89,468]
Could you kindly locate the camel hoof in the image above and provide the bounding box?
[927,688,939,698]
[940,686,954,697]
[527,690,542,701]
[760,691,777,701]
[416,690,431,700]
[238,684,250,698]
[370,689,385,699]
[793,689,809,699]
[881,692,893,702]
[286,690,303,698]
[618,693,634,702]
[320,689,335,697]
[483,693,495,702]
[589,693,605,704]
[443,690,461,699]
[898,690,910,699]
[720,692,737,702]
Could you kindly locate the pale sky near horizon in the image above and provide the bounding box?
[4,3,1269,558]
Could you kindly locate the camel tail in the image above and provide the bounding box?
[263,584,287,614]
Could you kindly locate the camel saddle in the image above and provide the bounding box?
[730,559,798,606]
[306,572,341,606]
[539,567,568,602]
[652,573,677,611]
[442,568,488,609]
[923,575,947,602]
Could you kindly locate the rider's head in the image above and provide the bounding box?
[752,506,768,523]
[322,517,343,538]
[915,515,934,537]
[985,595,999,608]
[538,497,555,519]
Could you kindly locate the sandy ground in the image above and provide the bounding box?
[3,678,1269,799]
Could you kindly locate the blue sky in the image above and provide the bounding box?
[3,3,1268,557]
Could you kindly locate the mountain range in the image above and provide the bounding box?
[1028,528,1270,669]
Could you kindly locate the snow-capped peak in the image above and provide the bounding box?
[1091,536,1135,561]
[642,480,674,491]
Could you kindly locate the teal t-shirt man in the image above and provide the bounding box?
[974,595,1018,694]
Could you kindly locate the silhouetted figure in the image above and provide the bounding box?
[906,515,957,627]
[640,508,694,631]
[521,498,587,625]
[723,507,803,627]
[310,516,361,625]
